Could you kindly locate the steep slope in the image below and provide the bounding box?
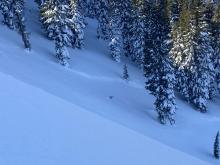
[0,1,219,164]
[0,72,209,165]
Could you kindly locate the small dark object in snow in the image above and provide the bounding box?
[109,96,114,99]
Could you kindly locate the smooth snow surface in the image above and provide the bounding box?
[0,1,219,164]
[0,72,209,165]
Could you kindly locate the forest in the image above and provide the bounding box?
[0,0,220,126]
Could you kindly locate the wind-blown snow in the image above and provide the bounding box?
[0,1,219,164]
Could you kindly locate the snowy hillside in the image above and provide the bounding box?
[0,72,210,165]
[0,1,219,164]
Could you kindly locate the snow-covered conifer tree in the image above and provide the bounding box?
[42,1,73,66]
[0,0,31,49]
[212,2,220,94]
[40,0,85,49]
[170,3,193,101]
[214,131,219,159]
[14,0,31,50]
[122,64,129,80]
[154,57,176,125]
[109,0,123,62]
[40,0,58,39]
[144,1,176,124]
[55,34,70,67]
[121,0,132,58]
[87,0,97,18]
[203,1,217,99]
[0,0,15,29]
[96,0,110,40]
[189,1,215,112]
[69,0,86,48]
[129,0,145,68]
[77,0,88,17]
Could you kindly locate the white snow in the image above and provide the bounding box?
[0,72,209,165]
[0,1,219,164]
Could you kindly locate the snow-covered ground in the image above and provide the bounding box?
[0,1,219,164]
[0,72,210,165]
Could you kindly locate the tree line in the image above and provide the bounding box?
[0,0,220,125]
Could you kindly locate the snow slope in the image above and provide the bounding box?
[0,72,209,165]
[0,1,219,164]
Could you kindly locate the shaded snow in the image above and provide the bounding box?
[0,1,219,164]
[0,72,210,165]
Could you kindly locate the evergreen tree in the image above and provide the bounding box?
[87,0,98,18]
[129,0,145,68]
[109,0,123,62]
[122,64,129,80]
[0,0,15,29]
[144,1,176,124]
[54,3,71,66]
[169,0,181,24]
[154,57,176,125]
[55,34,70,67]
[170,3,194,102]
[14,2,31,50]
[214,131,219,159]
[40,0,58,39]
[203,1,217,99]
[190,1,215,112]
[212,2,220,94]
[121,0,132,58]
[0,0,31,49]
[144,1,155,70]
[42,1,72,66]
[170,0,215,111]
[69,0,86,49]
[40,0,85,49]
[96,0,110,40]
[77,0,88,17]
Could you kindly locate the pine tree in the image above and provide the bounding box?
[204,1,217,99]
[69,0,86,49]
[129,0,145,68]
[87,0,98,18]
[88,0,108,20]
[42,1,73,66]
[189,1,215,112]
[40,0,85,49]
[55,34,70,67]
[212,2,220,94]
[154,57,176,125]
[122,64,129,80]
[15,3,31,50]
[170,0,216,110]
[121,0,132,58]
[144,1,155,71]
[144,1,176,124]
[170,2,194,102]
[40,0,58,39]
[0,0,15,29]
[214,131,219,159]
[77,0,88,17]
[109,0,123,62]
[0,0,31,49]
[169,0,181,24]
[96,0,110,40]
